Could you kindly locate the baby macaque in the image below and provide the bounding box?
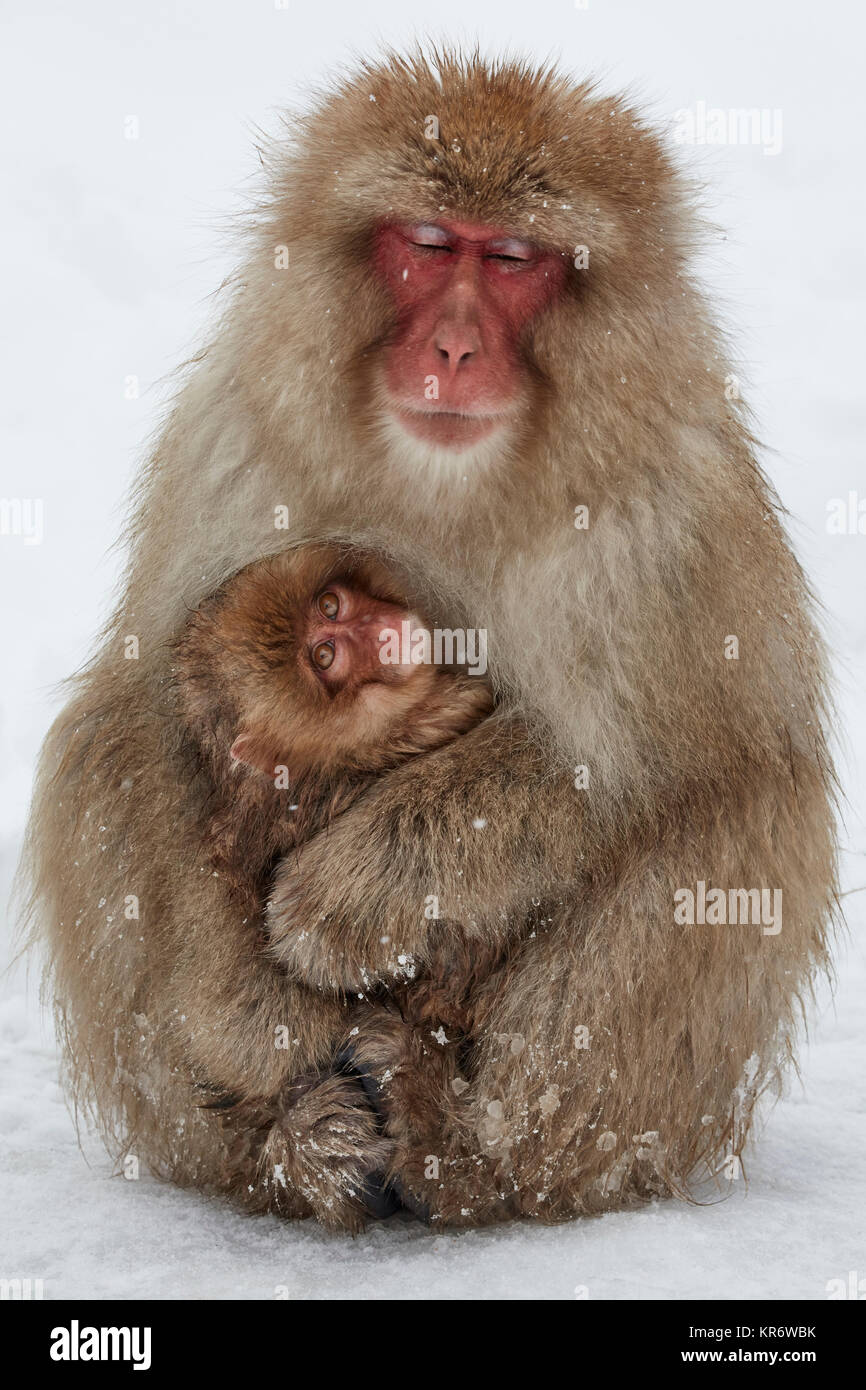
[175,543,496,1219]
[177,543,491,898]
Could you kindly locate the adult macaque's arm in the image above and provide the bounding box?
[266,713,589,993]
[165,867,346,1104]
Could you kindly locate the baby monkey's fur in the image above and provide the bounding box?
[176,544,496,1225]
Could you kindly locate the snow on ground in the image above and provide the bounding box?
[1,0,864,1298]
[1,895,864,1300]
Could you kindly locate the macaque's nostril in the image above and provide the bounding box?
[312,640,335,669]
[435,330,477,367]
[318,591,339,620]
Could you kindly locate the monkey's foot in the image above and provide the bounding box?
[388,1142,519,1228]
[346,1001,465,1143]
[341,1001,477,1225]
[256,1073,395,1232]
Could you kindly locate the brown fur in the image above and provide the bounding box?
[171,542,494,1225]
[175,543,491,903]
[22,48,837,1228]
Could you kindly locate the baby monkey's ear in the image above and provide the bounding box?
[230,733,286,781]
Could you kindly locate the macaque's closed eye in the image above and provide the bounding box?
[399,223,538,268]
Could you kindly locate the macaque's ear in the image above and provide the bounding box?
[230,733,284,779]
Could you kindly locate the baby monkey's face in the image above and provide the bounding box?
[208,548,486,783]
[303,579,415,695]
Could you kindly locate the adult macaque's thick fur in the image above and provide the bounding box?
[23,50,836,1227]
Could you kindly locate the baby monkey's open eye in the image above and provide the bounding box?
[311,640,335,670]
[317,591,339,620]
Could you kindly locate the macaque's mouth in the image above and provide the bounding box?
[392,407,507,449]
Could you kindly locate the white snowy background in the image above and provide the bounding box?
[1,0,864,1299]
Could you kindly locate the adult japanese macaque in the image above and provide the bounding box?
[24,50,836,1228]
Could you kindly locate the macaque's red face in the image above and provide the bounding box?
[228,572,434,778]
[301,581,411,694]
[374,220,566,453]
